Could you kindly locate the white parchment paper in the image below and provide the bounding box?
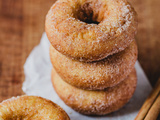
[23,33,152,120]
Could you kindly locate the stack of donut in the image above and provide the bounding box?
[46,0,138,115]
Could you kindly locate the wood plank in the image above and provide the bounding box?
[129,0,160,86]
[22,0,54,59]
[0,0,55,102]
[0,0,23,102]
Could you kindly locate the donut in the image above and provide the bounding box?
[50,40,137,90]
[0,96,70,120]
[51,68,137,115]
[45,0,138,62]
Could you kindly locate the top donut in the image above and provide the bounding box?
[45,0,138,62]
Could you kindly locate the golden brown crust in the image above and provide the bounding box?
[50,40,137,90]
[51,68,137,115]
[0,96,70,120]
[46,0,138,62]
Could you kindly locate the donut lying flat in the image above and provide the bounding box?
[51,68,137,115]
[50,40,137,90]
[46,0,138,62]
[0,96,70,120]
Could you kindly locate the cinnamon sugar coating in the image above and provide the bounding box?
[50,40,137,90]
[51,68,137,115]
[0,96,70,120]
[46,0,138,62]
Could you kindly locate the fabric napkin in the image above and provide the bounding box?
[23,33,152,120]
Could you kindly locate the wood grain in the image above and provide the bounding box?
[0,0,159,102]
[129,0,160,86]
[0,0,54,102]
[0,0,23,101]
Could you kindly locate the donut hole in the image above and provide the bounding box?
[75,2,100,24]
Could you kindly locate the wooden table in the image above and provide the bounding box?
[0,0,160,102]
